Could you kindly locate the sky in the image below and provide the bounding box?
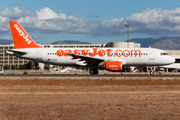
[1,0,180,44]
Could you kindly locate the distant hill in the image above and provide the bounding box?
[1,37,180,50]
[51,40,91,44]
[0,39,13,45]
[128,36,180,50]
[0,39,91,45]
[0,39,92,45]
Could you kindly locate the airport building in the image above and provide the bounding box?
[0,44,29,68]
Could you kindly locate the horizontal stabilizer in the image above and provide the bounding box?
[6,49,27,55]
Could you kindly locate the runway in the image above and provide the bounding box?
[0,74,180,78]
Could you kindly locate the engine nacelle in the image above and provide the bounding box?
[105,61,122,72]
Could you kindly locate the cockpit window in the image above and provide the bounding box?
[160,52,169,55]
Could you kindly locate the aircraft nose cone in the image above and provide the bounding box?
[170,57,175,63]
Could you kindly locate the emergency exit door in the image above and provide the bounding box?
[37,49,42,59]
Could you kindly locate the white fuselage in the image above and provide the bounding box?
[8,47,175,67]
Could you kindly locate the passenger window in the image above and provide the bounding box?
[161,52,169,55]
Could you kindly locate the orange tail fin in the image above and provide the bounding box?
[9,21,42,49]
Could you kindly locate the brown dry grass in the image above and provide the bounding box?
[0,77,180,86]
[1,77,180,120]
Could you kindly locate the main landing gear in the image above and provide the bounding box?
[89,69,99,75]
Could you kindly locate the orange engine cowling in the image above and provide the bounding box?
[105,61,122,72]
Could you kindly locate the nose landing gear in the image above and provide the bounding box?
[150,71,154,75]
[150,66,154,75]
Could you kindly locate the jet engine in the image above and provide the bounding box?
[99,61,122,72]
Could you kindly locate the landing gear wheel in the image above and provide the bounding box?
[149,66,154,75]
[150,71,154,75]
[89,69,94,75]
[93,69,99,75]
[89,69,99,75]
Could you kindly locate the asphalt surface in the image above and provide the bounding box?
[0,74,180,78]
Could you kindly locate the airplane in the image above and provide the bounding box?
[6,21,175,75]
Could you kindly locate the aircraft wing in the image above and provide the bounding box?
[68,53,104,65]
[68,53,127,66]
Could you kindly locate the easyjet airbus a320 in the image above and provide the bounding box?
[6,21,175,75]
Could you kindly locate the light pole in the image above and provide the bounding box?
[124,24,132,48]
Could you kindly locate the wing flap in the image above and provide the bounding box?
[68,53,104,65]
[68,53,127,66]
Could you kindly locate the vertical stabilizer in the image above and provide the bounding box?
[9,21,42,49]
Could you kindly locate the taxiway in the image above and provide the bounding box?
[0,74,180,78]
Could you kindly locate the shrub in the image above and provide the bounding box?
[23,71,28,74]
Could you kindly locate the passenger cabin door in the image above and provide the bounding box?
[149,50,155,60]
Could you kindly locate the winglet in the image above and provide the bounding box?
[9,21,42,49]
